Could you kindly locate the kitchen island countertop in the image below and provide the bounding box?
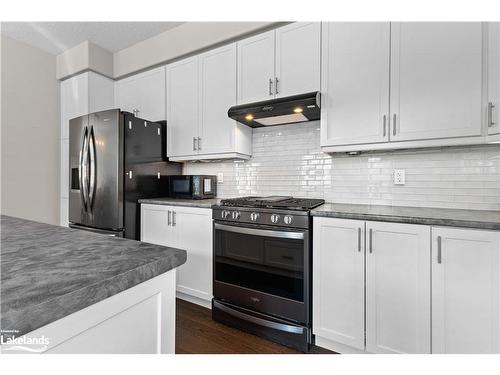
[0,215,186,339]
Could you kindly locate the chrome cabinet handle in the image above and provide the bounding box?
[369,228,373,254]
[197,137,202,151]
[269,78,273,96]
[167,210,171,226]
[392,114,397,136]
[437,236,442,264]
[383,115,387,137]
[193,137,197,151]
[358,228,362,252]
[275,77,279,95]
[172,211,176,226]
[488,102,496,127]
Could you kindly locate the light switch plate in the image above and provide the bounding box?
[394,169,406,185]
[217,172,224,183]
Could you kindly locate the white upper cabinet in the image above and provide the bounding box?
[237,30,275,103]
[60,73,89,140]
[390,22,483,141]
[115,66,166,121]
[275,22,321,97]
[488,22,500,135]
[313,217,365,351]
[365,221,431,354]
[166,57,199,158]
[432,227,500,354]
[321,22,390,146]
[199,44,251,156]
[167,44,251,161]
[237,23,321,103]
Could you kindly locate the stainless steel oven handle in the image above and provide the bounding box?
[214,223,305,240]
[213,301,304,335]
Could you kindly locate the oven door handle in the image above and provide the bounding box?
[213,301,305,334]
[214,223,305,240]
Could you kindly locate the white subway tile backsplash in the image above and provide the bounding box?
[183,121,500,210]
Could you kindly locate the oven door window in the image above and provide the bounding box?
[214,224,305,302]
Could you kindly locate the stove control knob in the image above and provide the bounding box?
[222,210,231,219]
[232,211,241,220]
[283,215,293,225]
[270,214,280,224]
[250,212,260,221]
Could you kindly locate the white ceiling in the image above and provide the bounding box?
[0,22,185,55]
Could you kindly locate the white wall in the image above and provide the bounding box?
[56,41,114,80]
[113,22,282,78]
[184,122,500,211]
[1,34,60,224]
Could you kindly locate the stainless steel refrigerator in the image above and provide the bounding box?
[68,109,181,239]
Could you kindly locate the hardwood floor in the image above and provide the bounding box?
[175,298,334,354]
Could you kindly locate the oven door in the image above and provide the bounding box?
[213,221,309,324]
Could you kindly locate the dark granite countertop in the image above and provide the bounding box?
[311,203,500,230]
[138,197,221,208]
[0,215,187,338]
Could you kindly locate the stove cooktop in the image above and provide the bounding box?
[219,196,325,210]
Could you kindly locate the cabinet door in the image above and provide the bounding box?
[237,30,275,103]
[488,22,500,135]
[275,22,321,97]
[390,22,483,141]
[140,204,175,248]
[313,217,365,350]
[199,43,237,154]
[115,67,166,121]
[60,197,69,227]
[432,227,500,353]
[366,221,430,354]
[88,72,115,114]
[166,57,199,157]
[60,73,89,140]
[173,207,213,301]
[321,22,390,146]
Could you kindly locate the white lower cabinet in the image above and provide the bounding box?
[314,217,500,354]
[141,204,213,307]
[313,217,431,353]
[313,217,365,351]
[431,227,500,353]
[365,221,430,354]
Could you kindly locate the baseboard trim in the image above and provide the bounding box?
[176,291,212,309]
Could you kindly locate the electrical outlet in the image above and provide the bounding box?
[394,169,406,185]
[217,172,224,183]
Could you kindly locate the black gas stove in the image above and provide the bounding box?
[211,196,324,352]
[215,196,325,229]
[219,196,325,210]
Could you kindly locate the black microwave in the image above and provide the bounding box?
[168,175,217,199]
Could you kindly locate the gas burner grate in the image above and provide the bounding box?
[220,196,325,210]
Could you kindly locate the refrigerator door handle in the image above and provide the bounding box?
[79,126,89,211]
[88,125,96,210]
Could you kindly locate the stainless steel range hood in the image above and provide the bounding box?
[228,91,320,128]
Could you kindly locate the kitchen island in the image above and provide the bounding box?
[0,215,187,354]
